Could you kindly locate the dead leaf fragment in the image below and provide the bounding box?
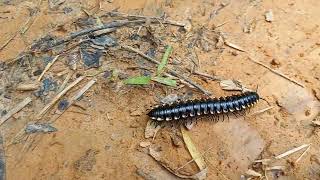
[140,141,151,148]
[181,127,206,170]
[245,169,262,177]
[145,120,161,139]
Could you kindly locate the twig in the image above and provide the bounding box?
[0,17,31,51]
[0,97,32,126]
[295,144,311,163]
[175,146,213,172]
[248,56,305,88]
[37,55,60,81]
[50,78,96,123]
[58,71,73,92]
[49,20,143,48]
[121,45,212,96]
[0,0,41,51]
[249,106,274,116]
[102,11,186,27]
[36,76,85,119]
[191,70,222,81]
[275,144,310,159]
[225,41,246,52]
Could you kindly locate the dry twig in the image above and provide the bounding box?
[49,78,96,123]
[275,144,310,159]
[0,97,32,126]
[36,76,85,119]
[37,55,60,81]
[248,56,305,88]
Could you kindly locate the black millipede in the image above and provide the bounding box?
[147,91,260,124]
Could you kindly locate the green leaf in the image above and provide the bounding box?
[124,76,151,85]
[157,45,173,75]
[152,76,176,87]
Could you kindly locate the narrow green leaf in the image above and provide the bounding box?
[124,76,151,85]
[152,76,176,87]
[157,45,173,75]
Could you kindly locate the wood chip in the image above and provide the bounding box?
[0,97,32,126]
[16,83,40,91]
[265,166,285,171]
[139,141,151,148]
[245,169,262,177]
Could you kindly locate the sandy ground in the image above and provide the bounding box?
[0,0,320,179]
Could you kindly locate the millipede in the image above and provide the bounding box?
[147,91,260,124]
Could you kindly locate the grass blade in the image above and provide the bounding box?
[124,76,151,85]
[152,76,176,87]
[157,45,173,75]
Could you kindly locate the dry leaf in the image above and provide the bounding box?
[181,127,206,170]
[145,120,161,139]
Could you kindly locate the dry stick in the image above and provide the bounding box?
[275,144,310,159]
[58,71,73,92]
[295,144,311,163]
[0,97,32,126]
[36,76,85,119]
[247,56,305,88]
[49,78,96,123]
[0,17,31,51]
[49,20,145,48]
[122,45,212,96]
[37,55,60,81]
[102,11,186,27]
[175,146,214,172]
[249,106,274,116]
[0,0,41,51]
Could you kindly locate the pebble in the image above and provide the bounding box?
[140,141,151,148]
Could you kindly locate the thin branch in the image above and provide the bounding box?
[37,55,60,81]
[36,76,85,119]
[102,11,186,27]
[0,97,32,126]
[49,78,96,123]
[247,56,305,88]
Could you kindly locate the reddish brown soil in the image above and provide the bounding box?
[0,0,320,179]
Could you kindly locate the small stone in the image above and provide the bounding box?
[140,141,151,148]
[231,51,238,56]
[270,58,281,66]
[58,99,69,111]
[265,9,274,22]
[33,69,43,76]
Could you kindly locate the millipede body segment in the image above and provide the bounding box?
[147,91,259,122]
